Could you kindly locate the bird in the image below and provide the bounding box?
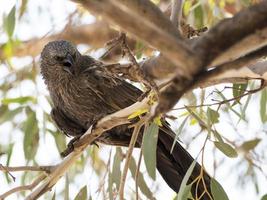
[40,40,211,199]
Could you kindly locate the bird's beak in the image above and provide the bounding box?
[63,53,74,75]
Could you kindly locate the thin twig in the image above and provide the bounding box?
[0,174,46,200]
[170,0,183,33]
[119,121,143,200]
[0,165,56,173]
[0,164,16,182]
[173,80,265,110]
[135,149,143,200]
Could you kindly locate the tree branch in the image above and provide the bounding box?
[72,0,202,77]
[0,174,46,200]
[170,0,183,33]
[193,1,267,67]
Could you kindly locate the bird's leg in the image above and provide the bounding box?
[60,135,81,157]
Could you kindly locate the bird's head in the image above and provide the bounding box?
[40,40,80,83]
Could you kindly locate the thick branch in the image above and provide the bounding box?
[0,22,134,61]
[73,0,202,77]
[193,1,267,66]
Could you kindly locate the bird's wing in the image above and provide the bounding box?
[80,55,143,112]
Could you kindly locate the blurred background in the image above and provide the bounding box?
[0,0,266,199]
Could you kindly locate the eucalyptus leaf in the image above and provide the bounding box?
[177,160,196,200]
[48,129,67,154]
[74,185,87,200]
[129,156,155,199]
[261,194,267,200]
[0,107,23,124]
[214,141,238,158]
[232,83,248,103]
[142,123,159,180]
[240,138,261,152]
[1,96,36,105]
[4,5,16,38]
[260,89,267,123]
[52,192,56,200]
[23,108,39,160]
[112,147,122,189]
[207,108,219,124]
[211,178,229,200]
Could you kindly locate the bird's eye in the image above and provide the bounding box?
[55,56,63,61]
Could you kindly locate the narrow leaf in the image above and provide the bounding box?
[142,123,159,180]
[171,116,189,153]
[23,108,39,160]
[207,108,219,124]
[261,194,267,200]
[211,178,229,200]
[129,157,155,199]
[48,130,67,154]
[239,138,261,152]
[108,171,113,200]
[0,107,23,124]
[112,147,122,189]
[1,96,36,105]
[177,160,196,200]
[52,192,56,200]
[64,175,69,200]
[260,89,267,123]
[74,185,87,200]
[4,6,16,38]
[214,142,238,158]
[212,131,224,143]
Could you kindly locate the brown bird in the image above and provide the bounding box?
[40,40,211,199]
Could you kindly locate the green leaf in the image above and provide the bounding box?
[207,108,220,124]
[142,123,159,180]
[4,6,16,38]
[52,192,56,200]
[1,96,36,105]
[19,0,28,18]
[260,89,267,123]
[214,141,238,158]
[261,194,267,200]
[112,147,122,189]
[239,138,261,152]
[0,107,23,124]
[108,171,113,200]
[48,130,66,154]
[74,185,87,200]
[217,90,245,121]
[135,41,145,59]
[212,131,224,143]
[171,116,189,153]
[129,156,155,199]
[211,178,229,200]
[23,108,39,160]
[194,4,204,28]
[232,83,247,100]
[64,175,69,200]
[177,160,196,200]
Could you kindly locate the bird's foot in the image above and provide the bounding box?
[60,135,81,157]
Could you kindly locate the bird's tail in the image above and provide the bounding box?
[156,131,212,200]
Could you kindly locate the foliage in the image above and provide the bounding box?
[0,0,266,199]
